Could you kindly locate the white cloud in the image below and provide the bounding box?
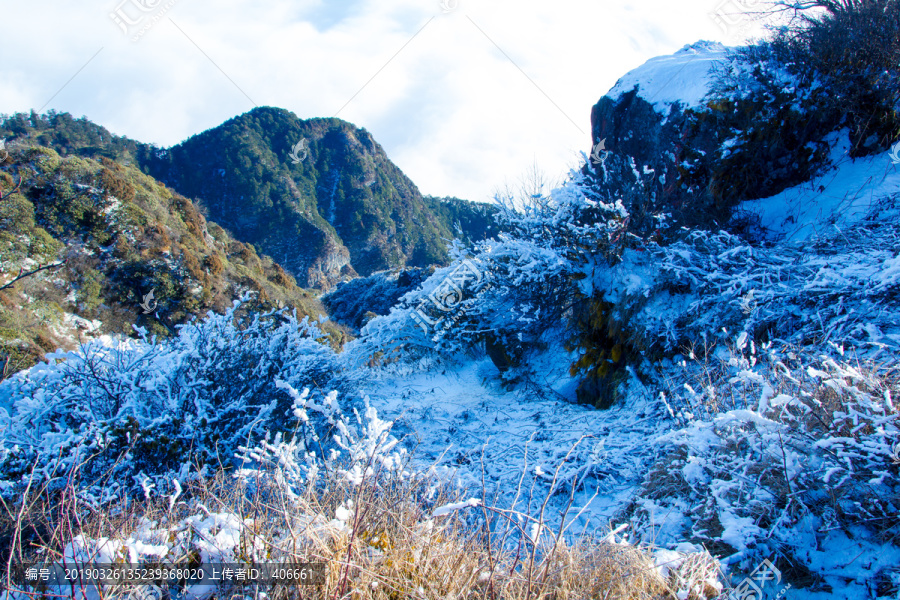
[0,0,770,202]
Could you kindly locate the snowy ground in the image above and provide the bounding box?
[356,350,900,600]
[358,354,674,542]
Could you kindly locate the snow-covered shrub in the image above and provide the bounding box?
[771,0,900,155]
[698,44,836,207]
[348,173,657,404]
[594,208,900,365]
[627,339,899,582]
[348,174,631,375]
[323,268,429,330]
[0,296,350,497]
[235,381,409,499]
[698,0,900,209]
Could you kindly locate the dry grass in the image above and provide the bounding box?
[0,460,724,600]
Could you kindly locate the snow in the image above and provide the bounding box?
[359,354,671,536]
[742,129,900,241]
[185,510,248,562]
[606,41,730,112]
[334,502,353,524]
[432,497,482,517]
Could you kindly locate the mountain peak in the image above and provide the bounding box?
[142,108,494,289]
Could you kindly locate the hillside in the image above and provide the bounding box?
[1,109,499,292]
[1,4,898,600]
[0,134,349,377]
[0,109,499,374]
[142,107,498,288]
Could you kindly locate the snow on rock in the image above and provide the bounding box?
[606,41,730,112]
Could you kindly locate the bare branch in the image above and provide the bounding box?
[770,0,893,18]
[0,173,23,200]
[0,261,66,291]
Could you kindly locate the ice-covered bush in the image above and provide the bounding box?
[0,296,351,497]
[349,174,631,373]
[594,204,900,364]
[567,194,899,410]
[627,338,899,583]
[771,0,900,156]
[695,0,900,209]
[235,381,409,499]
[699,44,836,206]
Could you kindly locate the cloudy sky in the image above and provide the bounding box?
[1,0,767,202]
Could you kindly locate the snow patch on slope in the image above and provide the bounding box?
[742,130,900,241]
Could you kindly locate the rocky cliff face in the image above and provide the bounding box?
[584,42,729,236]
[584,41,855,239]
[306,237,354,290]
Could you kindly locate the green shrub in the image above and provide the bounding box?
[566,296,639,409]
[55,156,97,183]
[0,193,63,264]
[20,146,60,170]
[0,194,37,262]
[30,174,114,245]
[78,267,104,312]
[96,165,136,202]
[207,222,227,243]
[0,193,34,231]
